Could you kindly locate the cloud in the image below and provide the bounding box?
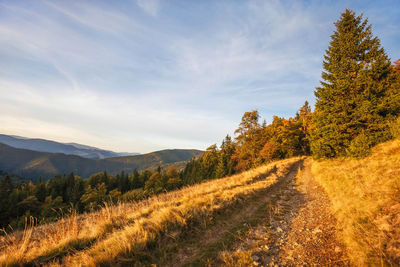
[44,1,133,35]
[0,0,399,152]
[135,0,160,17]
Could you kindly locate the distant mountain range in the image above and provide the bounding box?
[0,142,203,180]
[0,134,139,159]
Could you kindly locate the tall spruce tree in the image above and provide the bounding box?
[311,9,396,158]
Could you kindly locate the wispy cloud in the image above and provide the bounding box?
[135,0,161,17]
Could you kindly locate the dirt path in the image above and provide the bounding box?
[277,160,349,266]
[232,159,350,266]
[157,160,302,266]
[151,159,349,266]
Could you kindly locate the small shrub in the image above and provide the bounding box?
[122,188,146,202]
[310,139,335,159]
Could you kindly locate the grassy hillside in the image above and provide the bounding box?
[0,157,301,266]
[0,143,202,179]
[312,139,400,266]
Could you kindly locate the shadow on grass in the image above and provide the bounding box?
[26,237,97,266]
[115,160,307,266]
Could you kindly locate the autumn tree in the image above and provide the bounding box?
[233,110,263,171]
[311,9,397,158]
[144,171,163,193]
[258,102,312,162]
[393,59,400,72]
[259,141,279,162]
[164,166,182,190]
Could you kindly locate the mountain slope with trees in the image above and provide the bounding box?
[0,134,139,159]
[0,142,202,179]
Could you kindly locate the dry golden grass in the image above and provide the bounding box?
[219,250,255,267]
[0,157,300,266]
[312,139,400,266]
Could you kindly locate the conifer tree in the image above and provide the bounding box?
[34,177,47,203]
[311,9,396,158]
[215,135,235,178]
[0,174,13,226]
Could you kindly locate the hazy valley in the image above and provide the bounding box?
[0,138,203,180]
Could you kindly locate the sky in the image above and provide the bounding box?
[0,0,399,153]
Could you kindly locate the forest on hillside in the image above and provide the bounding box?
[1,9,399,231]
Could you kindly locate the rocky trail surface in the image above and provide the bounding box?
[231,159,350,266]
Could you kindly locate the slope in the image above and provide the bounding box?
[0,134,139,159]
[0,157,302,266]
[312,139,400,266]
[2,140,397,266]
[106,149,204,168]
[0,143,202,179]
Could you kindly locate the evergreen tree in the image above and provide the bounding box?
[385,60,400,119]
[80,183,107,210]
[41,196,67,221]
[215,135,235,178]
[0,174,13,227]
[201,144,218,179]
[311,9,396,158]
[65,173,75,203]
[70,176,85,211]
[296,101,313,155]
[130,169,142,189]
[48,174,66,200]
[34,177,47,203]
[116,171,129,193]
[215,156,226,178]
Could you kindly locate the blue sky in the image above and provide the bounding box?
[0,0,399,153]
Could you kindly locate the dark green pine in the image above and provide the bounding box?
[311,9,397,158]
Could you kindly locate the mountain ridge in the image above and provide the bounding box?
[0,142,203,180]
[0,134,140,159]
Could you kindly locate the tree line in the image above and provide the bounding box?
[0,9,399,230]
[183,102,312,181]
[0,167,187,229]
[185,9,400,181]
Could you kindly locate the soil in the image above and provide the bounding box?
[240,159,350,266]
